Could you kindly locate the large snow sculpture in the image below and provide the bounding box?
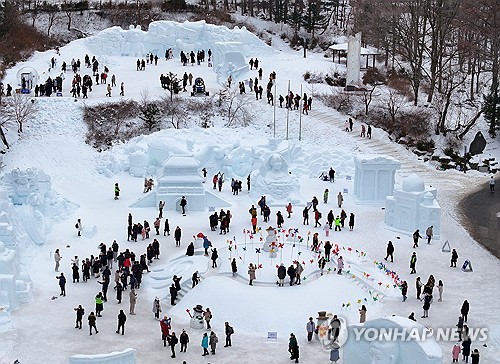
[343,316,442,364]
[131,155,230,211]
[85,20,271,85]
[251,153,301,205]
[16,66,39,90]
[385,173,441,239]
[345,32,362,90]
[354,155,400,204]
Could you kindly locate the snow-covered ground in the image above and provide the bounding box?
[1,22,500,364]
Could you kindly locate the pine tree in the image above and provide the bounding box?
[301,0,330,40]
[139,103,161,131]
[483,88,500,138]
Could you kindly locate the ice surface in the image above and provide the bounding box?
[69,348,136,364]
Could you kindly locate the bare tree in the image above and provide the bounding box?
[46,8,59,37]
[1,93,38,133]
[386,88,407,125]
[62,0,74,31]
[222,88,252,127]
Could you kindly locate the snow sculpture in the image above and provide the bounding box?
[128,150,149,177]
[354,155,401,204]
[345,32,362,90]
[190,304,205,329]
[251,153,300,205]
[343,316,443,364]
[213,43,250,84]
[16,66,39,90]
[263,227,277,253]
[121,25,146,57]
[85,20,272,85]
[69,348,136,364]
[131,155,230,211]
[385,173,441,239]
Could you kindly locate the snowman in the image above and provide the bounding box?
[263,226,276,252]
[188,304,205,329]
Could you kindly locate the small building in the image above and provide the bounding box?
[328,43,379,69]
[385,173,441,239]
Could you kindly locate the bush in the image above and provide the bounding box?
[415,139,435,152]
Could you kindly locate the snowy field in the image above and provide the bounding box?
[0,21,500,364]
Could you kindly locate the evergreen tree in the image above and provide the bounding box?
[484,88,500,138]
[139,103,161,131]
[301,0,330,39]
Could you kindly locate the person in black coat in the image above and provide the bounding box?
[324,241,332,262]
[385,241,394,262]
[116,282,123,304]
[276,211,284,228]
[401,281,408,302]
[462,337,471,362]
[422,293,432,318]
[211,248,219,268]
[186,242,195,256]
[173,275,182,292]
[169,284,177,306]
[461,300,469,322]
[231,258,237,277]
[174,226,182,247]
[57,273,66,296]
[116,309,127,335]
[287,265,296,286]
[451,249,459,267]
[179,329,189,352]
[74,305,85,329]
[277,264,286,287]
[168,332,179,358]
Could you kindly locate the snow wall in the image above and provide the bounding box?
[69,348,136,364]
[84,20,274,84]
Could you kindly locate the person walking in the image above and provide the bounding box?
[401,281,408,302]
[286,203,293,218]
[170,284,178,306]
[471,348,480,364]
[76,218,83,236]
[337,192,343,208]
[120,82,124,96]
[56,273,66,296]
[114,183,120,200]
[209,331,218,354]
[462,337,471,363]
[95,292,104,317]
[359,305,367,323]
[425,226,433,244]
[385,241,394,262]
[452,342,461,362]
[451,249,459,267]
[204,308,212,330]
[74,304,84,329]
[413,229,422,248]
[180,196,187,215]
[179,329,189,352]
[168,332,179,358]
[174,226,182,247]
[129,289,137,315]
[323,188,329,203]
[158,200,165,218]
[224,322,234,347]
[116,309,127,335]
[348,212,355,230]
[461,300,469,322]
[248,263,256,285]
[153,218,161,235]
[437,280,444,302]
[306,317,315,342]
[410,252,417,274]
[54,249,62,271]
[328,167,335,182]
[231,258,237,277]
[211,248,219,268]
[422,292,432,318]
[88,311,98,335]
[416,277,423,300]
[288,333,300,363]
[277,263,286,287]
[153,297,162,320]
[201,332,210,356]
[164,218,170,236]
[490,176,495,193]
